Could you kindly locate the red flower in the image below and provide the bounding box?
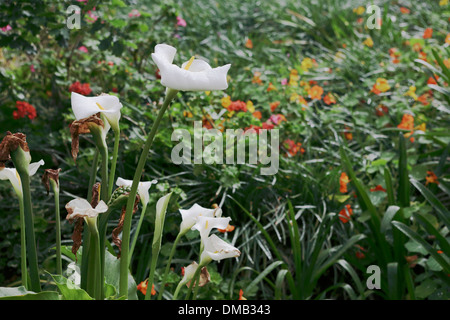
[370,185,387,192]
[13,101,37,120]
[69,81,92,95]
[339,204,353,223]
[137,280,156,296]
[227,100,247,112]
[375,104,389,117]
[423,28,433,39]
[270,101,280,112]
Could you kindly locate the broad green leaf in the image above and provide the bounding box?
[0,287,60,300]
[49,274,92,300]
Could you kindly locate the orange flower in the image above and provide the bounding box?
[252,111,262,119]
[284,139,304,156]
[446,33,450,45]
[308,85,324,100]
[400,7,410,14]
[252,71,262,85]
[270,101,280,112]
[323,93,336,105]
[238,289,247,300]
[218,224,235,233]
[245,38,253,49]
[137,280,156,296]
[423,28,433,39]
[417,93,430,106]
[425,171,439,186]
[427,76,439,85]
[339,204,353,223]
[397,114,415,141]
[389,48,401,64]
[355,251,365,259]
[371,78,390,94]
[267,82,276,92]
[370,185,387,192]
[340,172,350,193]
[418,51,427,61]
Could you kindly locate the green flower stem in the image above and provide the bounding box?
[11,148,41,293]
[89,122,110,202]
[81,150,99,290]
[129,202,147,264]
[87,150,99,202]
[145,246,159,300]
[119,89,178,298]
[18,194,28,289]
[85,217,102,300]
[108,129,120,196]
[157,231,184,300]
[50,179,62,276]
[172,279,184,300]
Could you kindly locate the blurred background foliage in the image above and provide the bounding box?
[0,0,449,299]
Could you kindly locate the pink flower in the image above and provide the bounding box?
[76,0,88,2]
[176,16,187,27]
[86,10,98,23]
[128,9,141,18]
[78,46,88,53]
[281,78,288,85]
[30,64,35,73]
[1,25,12,32]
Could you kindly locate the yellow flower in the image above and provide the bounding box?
[404,86,418,100]
[301,58,313,71]
[353,6,365,15]
[363,37,374,48]
[289,69,299,87]
[221,95,231,109]
[440,0,448,6]
[246,100,255,113]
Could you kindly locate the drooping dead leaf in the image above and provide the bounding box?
[69,114,104,162]
[41,168,61,195]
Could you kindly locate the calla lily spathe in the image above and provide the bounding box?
[0,160,44,196]
[179,203,222,234]
[71,92,122,132]
[192,216,231,240]
[151,44,231,91]
[65,198,108,220]
[115,177,157,207]
[200,234,241,264]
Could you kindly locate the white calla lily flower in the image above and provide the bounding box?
[179,203,222,234]
[151,44,231,91]
[71,92,122,132]
[65,198,108,220]
[200,234,240,264]
[192,216,231,240]
[0,160,44,196]
[115,177,158,207]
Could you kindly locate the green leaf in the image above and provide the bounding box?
[49,274,93,300]
[380,206,400,234]
[392,221,450,273]
[0,287,60,300]
[415,279,437,299]
[410,179,450,230]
